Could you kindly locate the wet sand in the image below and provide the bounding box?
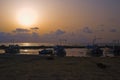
[0,54,120,80]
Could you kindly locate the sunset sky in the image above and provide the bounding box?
[0,0,120,44]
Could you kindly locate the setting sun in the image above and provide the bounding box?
[16,8,38,26]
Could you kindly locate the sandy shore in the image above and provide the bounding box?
[0,54,120,80]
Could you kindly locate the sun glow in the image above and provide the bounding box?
[16,8,38,26]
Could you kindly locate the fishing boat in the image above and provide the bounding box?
[39,49,53,56]
[39,45,66,57]
[5,45,20,54]
[53,45,66,57]
[86,37,103,57]
[86,45,103,57]
[113,46,120,56]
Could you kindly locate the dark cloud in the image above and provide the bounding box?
[0,28,94,43]
[0,32,5,36]
[12,28,30,33]
[31,27,39,30]
[110,28,117,32]
[0,27,119,43]
[82,27,93,33]
[0,30,33,42]
[38,29,66,43]
[0,29,66,43]
[42,29,65,37]
[0,32,5,40]
[54,29,66,35]
[0,32,13,42]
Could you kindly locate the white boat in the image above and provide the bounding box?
[39,45,66,57]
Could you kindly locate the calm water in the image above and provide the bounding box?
[0,43,114,57]
[0,43,54,46]
[0,43,88,57]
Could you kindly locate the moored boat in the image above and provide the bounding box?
[53,45,66,57]
[39,45,66,57]
[5,45,20,55]
[86,45,103,57]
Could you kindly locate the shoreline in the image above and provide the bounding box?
[0,55,120,80]
[1,45,119,49]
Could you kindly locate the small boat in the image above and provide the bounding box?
[39,49,53,56]
[39,45,66,57]
[103,46,114,57]
[86,45,103,57]
[53,45,66,57]
[113,46,120,56]
[86,36,103,57]
[5,45,20,55]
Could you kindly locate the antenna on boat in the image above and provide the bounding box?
[92,36,102,45]
[12,39,15,45]
[112,40,119,49]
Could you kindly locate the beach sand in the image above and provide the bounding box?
[0,54,120,80]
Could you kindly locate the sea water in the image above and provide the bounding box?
[0,43,88,57]
[0,43,114,57]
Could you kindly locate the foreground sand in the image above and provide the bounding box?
[0,55,120,80]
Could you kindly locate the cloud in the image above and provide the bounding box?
[0,27,119,44]
[82,27,93,33]
[0,29,66,43]
[0,32,13,42]
[0,28,40,42]
[39,29,66,42]
[110,28,117,32]
[0,28,95,43]
[12,28,30,33]
[54,29,66,35]
[0,32,5,36]
[31,27,39,30]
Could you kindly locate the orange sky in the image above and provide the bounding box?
[0,0,120,43]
